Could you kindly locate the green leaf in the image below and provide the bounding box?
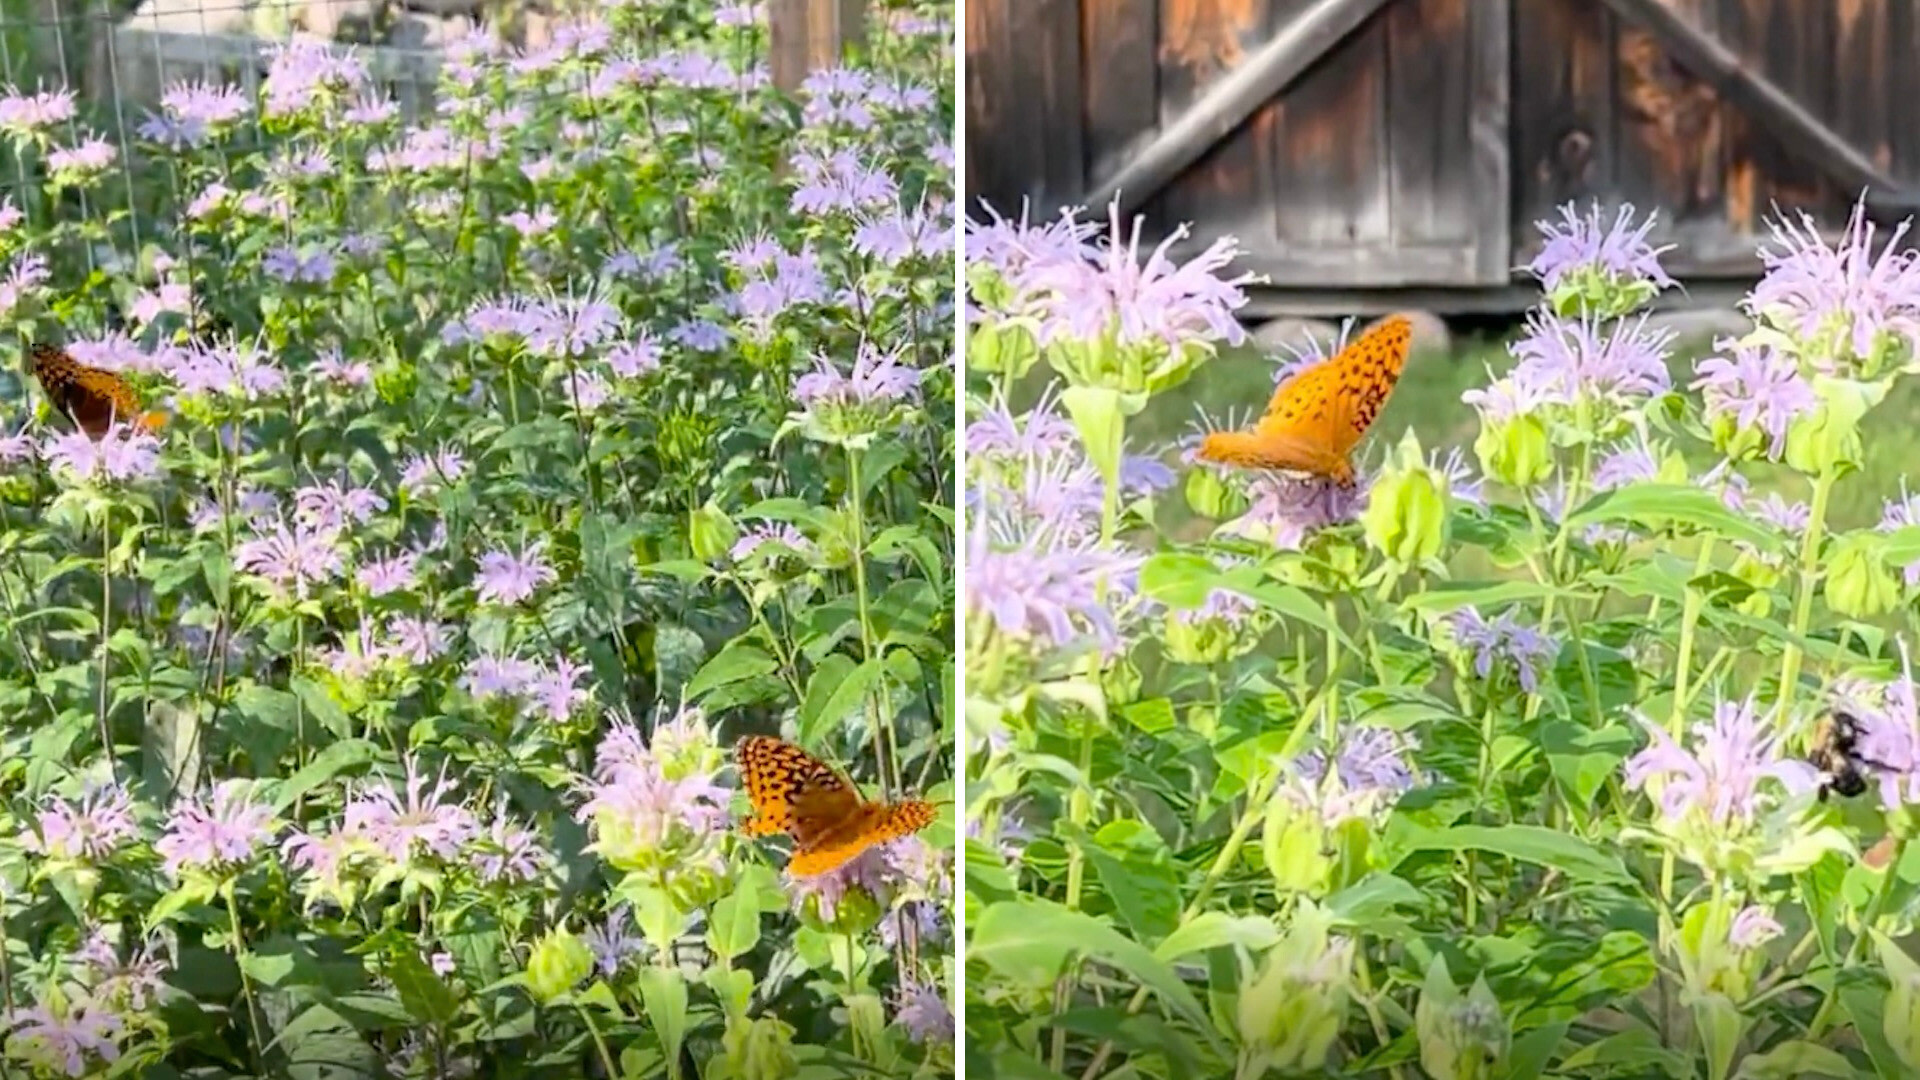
[1399,579,1580,615]
[1567,484,1781,552]
[636,967,691,1080]
[685,642,779,703]
[1733,1040,1859,1079]
[970,898,1220,1052]
[388,949,460,1027]
[271,739,380,811]
[800,655,884,745]
[1070,821,1181,944]
[707,892,761,962]
[1152,911,1280,963]
[1392,823,1632,886]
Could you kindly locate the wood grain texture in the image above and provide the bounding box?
[964,0,1920,305]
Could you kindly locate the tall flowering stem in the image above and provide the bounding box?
[1774,467,1836,717]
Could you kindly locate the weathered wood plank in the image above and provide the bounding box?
[1511,0,1616,225]
[1032,0,1085,207]
[1383,0,1470,248]
[769,0,867,93]
[1599,0,1920,213]
[961,0,1004,205]
[1269,1,1389,253]
[1082,0,1159,188]
[1891,0,1920,179]
[1465,0,1511,284]
[1154,0,1270,236]
[1078,0,1390,211]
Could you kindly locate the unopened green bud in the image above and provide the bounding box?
[690,501,738,564]
[1825,533,1899,619]
[723,1015,798,1079]
[1474,414,1552,488]
[966,316,1040,380]
[1100,655,1143,707]
[1261,793,1332,897]
[1415,957,1510,1080]
[525,926,592,1003]
[1185,466,1248,520]
[1708,411,1770,462]
[1235,902,1351,1072]
[1784,375,1882,478]
[1362,431,1448,568]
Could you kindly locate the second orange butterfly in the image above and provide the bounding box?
[28,342,166,441]
[735,734,937,878]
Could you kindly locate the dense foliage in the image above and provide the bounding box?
[0,5,955,1077]
[963,196,1920,1079]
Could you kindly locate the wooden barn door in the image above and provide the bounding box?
[965,0,1514,289]
[1515,0,1920,278]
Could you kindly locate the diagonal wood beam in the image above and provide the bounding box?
[1600,0,1920,216]
[1077,0,1393,213]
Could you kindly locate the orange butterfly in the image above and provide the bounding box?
[28,343,166,441]
[1196,314,1413,488]
[735,734,936,878]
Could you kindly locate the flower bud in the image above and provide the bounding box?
[1235,902,1351,1072]
[1707,410,1770,463]
[1100,655,1142,708]
[1825,533,1899,619]
[723,1015,798,1079]
[1261,791,1332,897]
[1362,431,1449,568]
[1783,375,1882,478]
[688,501,739,565]
[1184,466,1248,521]
[965,314,1041,381]
[525,926,592,1003]
[1473,414,1552,489]
[1415,957,1510,1080]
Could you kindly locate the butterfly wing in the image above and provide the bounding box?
[788,798,937,878]
[734,735,861,843]
[1320,315,1413,458]
[29,344,158,441]
[1196,316,1413,485]
[1198,359,1351,480]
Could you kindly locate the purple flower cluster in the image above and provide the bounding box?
[1625,696,1796,826]
[1748,196,1920,369]
[1508,311,1673,408]
[1278,726,1421,826]
[1448,607,1559,693]
[1527,201,1676,295]
[576,710,730,873]
[1690,341,1818,458]
[153,780,278,877]
[1016,198,1257,352]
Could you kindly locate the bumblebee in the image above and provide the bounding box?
[1810,709,1877,801]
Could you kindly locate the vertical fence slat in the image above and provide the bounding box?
[769,0,865,92]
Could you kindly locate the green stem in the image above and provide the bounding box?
[845,446,902,799]
[576,1001,621,1080]
[97,512,114,778]
[226,885,265,1074]
[1660,540,1719,901]
[1776,467,1837,718]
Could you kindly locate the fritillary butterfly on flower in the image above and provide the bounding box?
[735,734,936,877]
[28,342,166,441]
[1197,314,1414,488]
